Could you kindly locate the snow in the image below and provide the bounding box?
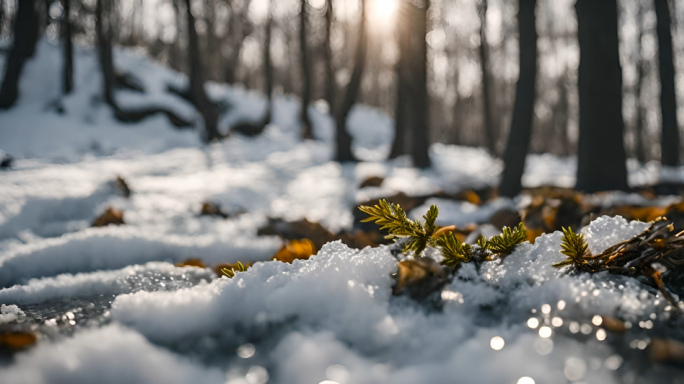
[1,40,683,383]
[0,324,224,384]
[0,304,25,324]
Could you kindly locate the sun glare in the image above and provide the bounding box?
[368,0,398,30]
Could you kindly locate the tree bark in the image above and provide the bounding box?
[389,0,412,159]
[634,1,647,164]
[575,0,629,192]
[323,0,336,115]
[478,0,496,155]
[96,0,115,106]
[0,0,39,109]
[62,0,73,94]
[299,0,313,139]
[184,0,220,141]
[411,0,430,168]
[334,0,367,163]
[655,0,679,166]
[499,0,537,197]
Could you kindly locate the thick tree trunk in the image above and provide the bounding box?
[299,0,313,139]
[0,0,39,109]
[575,0,629,192]
[334,0,367,163]
[389,1,412,159]
[478,0,496,155]
[323,0,336,115]
[183,0,219,142]
[411,0,430,168]
[499,0,537,197]
[62,0,73,94]
[655,0,679,166]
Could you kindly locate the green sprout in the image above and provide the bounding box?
[221,261,248,278]
[482,222,527,260]
[553,227,590,269]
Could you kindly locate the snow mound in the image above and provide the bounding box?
[0,304,25,323]
[0,227,277,288]
[0,262,215,306]
[0,324,224,384]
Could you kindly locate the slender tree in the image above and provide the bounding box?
[96,0,115,105]
[334,0,368,162]
[655,0,679,166]
[323,0,336,115]
[499,0,537,197]
[478,0,496,155]
[183,0,220,141]
[575,0,629,192]
[226,0,273,136]
[634,1,647,164]
[62,0,73,94]
[299,0,313,139]
[389,0,412,159]
[412,0,430,168]
[0,0,39,109]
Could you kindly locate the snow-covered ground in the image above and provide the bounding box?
[1,41,684,383]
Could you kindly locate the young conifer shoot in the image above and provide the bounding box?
[480,222,528,260]
[358,199,439,256]
[221,261,248,278]
[554,227,590,270]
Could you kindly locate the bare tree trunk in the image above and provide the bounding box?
[478,0,496,155]
[299,0,313,139]
[389,0,411,159]
[575,0,629,192]
[183,0,220,141]
[263,0,273,126]
[634,2,647,164]
[323,0,336,115]
[334,0,367,163]
[96,0,115,106]
[0,0,39,109]
[62,0,73,94]
[655,0,679,166]
[412,0,430,168]
[499,0,537,197]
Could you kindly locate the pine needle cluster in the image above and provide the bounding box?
[221,261,248,278]
[436,232,473,267]
[553,227,590,269]
[359,199,439,256]
[479,222,528,260]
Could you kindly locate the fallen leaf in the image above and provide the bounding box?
[0,332,37,350]
[600,316,627,333]
[92,207,124,227]
[272,238,316,263]
[649,338,684,363]
[200,202,229,218]
[392,257,448,299]
[359,176,384,188]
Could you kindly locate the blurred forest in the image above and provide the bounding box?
[0,0,682,194]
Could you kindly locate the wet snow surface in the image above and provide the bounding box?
[2,42,684,383]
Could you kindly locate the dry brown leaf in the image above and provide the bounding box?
[272,238,316,263]
[0,332,37,350]
[392,257,448,299]
[649,338,684,363]
[92,207,124,227]
[359,176,384,188]
[600,316,627,333]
